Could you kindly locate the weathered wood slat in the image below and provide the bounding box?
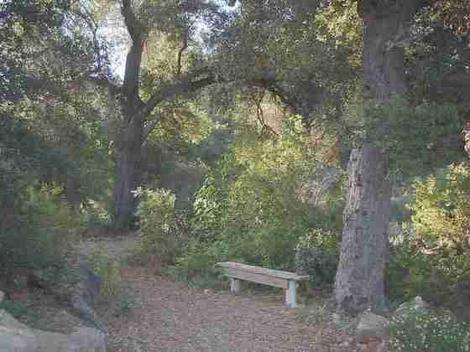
[224,268,289,288]
[217,262,309,281]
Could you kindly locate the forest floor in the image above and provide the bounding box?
[97,267,358,352]
[84,237,359,352]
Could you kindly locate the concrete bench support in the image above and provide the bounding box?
[285,280,298,308]
[230,278,241,294]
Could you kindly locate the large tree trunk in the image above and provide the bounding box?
[64,173,81,209]
[335,144,392,311]
[335,0,421,312]
[112,107,144,228]
[112,14,146,228]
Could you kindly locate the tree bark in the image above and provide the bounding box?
[335,144,392,311]
[335,0,422,312]
[112,100,144,228]
[110,1,218,228]
[111,0,146,228]
[64,173,81,209]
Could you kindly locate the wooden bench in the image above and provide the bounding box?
[216,261,309,308]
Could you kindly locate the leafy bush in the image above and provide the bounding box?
[295,229,339,288]
[412,163,470,254]
[169,119,344,288]
[134,188,181,270]
[189,126,342,269]
[0,300,38,322]
[89,251,122,298]
[113,289,141,317]
[391,307,470,352]
[388,164,470,313]
[166,239,226,288]
[0,184,82,288]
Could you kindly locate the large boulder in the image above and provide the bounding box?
[0,310,106,352]
[30,256,106,333]
[35,326,106,352]
[357,311,390,340]
[356,311,390,352]
[69,256,106,332]
[0,310,38,352]
[394,296,429,318]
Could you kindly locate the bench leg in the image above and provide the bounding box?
[285,280,298,308]
[230,278,241,294]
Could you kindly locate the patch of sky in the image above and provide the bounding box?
[95,0,240,79]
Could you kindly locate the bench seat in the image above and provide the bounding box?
[217,261,309,308]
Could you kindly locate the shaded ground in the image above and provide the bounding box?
[4,236,358,351]
[98,267,357,352]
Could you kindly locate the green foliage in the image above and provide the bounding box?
[190,128,328,270]
[388,233,443,303]
[412,163,470,252]
[388,164,470,309]
[171,117,344,287]
[391,308,470,352]
[365,99,465,177]
[0,300,33,319]
[89,251,123,298]
[295,229,339,288]
[0,184,82,284]
[113,290,141,318]
[0,300,39,325]
[314,0,362,68]
[134,188,181,270]
[166,239,226,288]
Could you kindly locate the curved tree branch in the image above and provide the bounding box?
[177,32,189,76]
[121,0,146,97]
[141,71,217,119]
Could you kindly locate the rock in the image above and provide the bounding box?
[0,309,31,330]
[357,311,390,340]
[0,309,106,352]
[77,256,101,307]
[0,290,4,303]
[30,256,106,333]
[356,311,390,352]
[67,327,107,351]
[358,337,387,352]
[67,256,107,333]
[394,296,429,317]
[36,326,106,352]
[0,310,38,352]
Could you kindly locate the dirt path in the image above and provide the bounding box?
[98,267,354,352]
[80,237,355,351]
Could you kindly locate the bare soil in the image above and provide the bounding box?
[5,236,358,351]
[99,267,357,352]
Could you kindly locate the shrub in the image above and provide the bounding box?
[113,289,140,317]
[189,130,342,270]
[295,229,339,288]
[173,118,343,286]
[390,307,470,352]
[166,239,227,288]
[411,163,470,254]
[0,300,38,322]
[388,164,470,314]
[88,250,122,298]
[134,188,180,270]
[0,184,82,288]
